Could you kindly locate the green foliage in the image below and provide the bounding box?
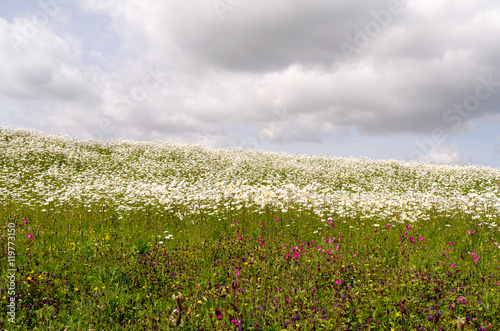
[0,128,499,330]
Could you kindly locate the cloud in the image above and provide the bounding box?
[414,143,471,165]
[1,0,500,167]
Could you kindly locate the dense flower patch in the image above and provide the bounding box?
[0,127,499,330]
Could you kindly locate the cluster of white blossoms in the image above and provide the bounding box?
[1,127,499,226]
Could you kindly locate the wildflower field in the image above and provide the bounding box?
[1,127,499,330]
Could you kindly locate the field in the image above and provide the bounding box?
[1,126,499,330]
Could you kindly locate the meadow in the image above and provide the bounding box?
[1,126,499,330]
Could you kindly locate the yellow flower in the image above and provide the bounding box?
[197,300,202,304]
[396,312,400,317]
[27,277,32,281]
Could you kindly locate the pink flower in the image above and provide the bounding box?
[450,263,455,267]
[285,298,290,303]
[27,233,33,239]
[387,223,391,228]
[353,253,357,257]
[410,236,415,243]
[328,219,332,223]
[449,241,455,245]
[235,269,240,277]
[334,279,341,284]
[237,235,243,239]
[406,225,412,231]
[473,256,479,262]
[260,222,264,226]
[293,252,300,258]
[217,315,222,320]
[468,230,471,235]
[419,236,424,242]
[22,218,28,223]
[285,254,290,259]
[335,245,339,251]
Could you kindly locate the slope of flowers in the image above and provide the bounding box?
[1,126,499,227]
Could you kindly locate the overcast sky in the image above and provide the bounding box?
[1,0,499,167]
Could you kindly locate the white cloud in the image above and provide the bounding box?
[415,143,471,165]
[1,0,500,167]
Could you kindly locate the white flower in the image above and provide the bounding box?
[373,224,380,227]
[159,241,164,244]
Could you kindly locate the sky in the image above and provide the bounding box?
[0,0,499,168]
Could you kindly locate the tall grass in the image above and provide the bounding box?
[1,127,499,330]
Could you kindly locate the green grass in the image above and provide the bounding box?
[1,127,499,330]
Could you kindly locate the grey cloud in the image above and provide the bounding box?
[2,0,500,168]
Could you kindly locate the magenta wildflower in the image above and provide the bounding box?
[419,236,424,242]
[473,256,479,262]
[293,252,300,258]
[449,241,455,245]
[410,236,415,243]
[334,279,341,284]
[27,233,33,239]
[450,263,455,267]
[235,269,240,277]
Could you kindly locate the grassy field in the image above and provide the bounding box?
[1,126,499,330]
